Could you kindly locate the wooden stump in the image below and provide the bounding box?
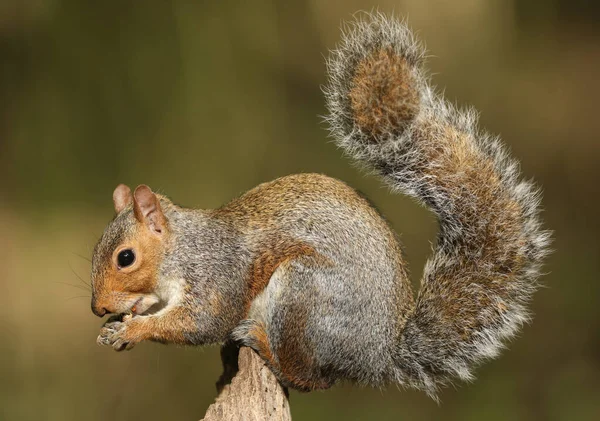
[201,345,292,420]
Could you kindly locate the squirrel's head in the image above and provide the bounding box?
[90,184,171,318]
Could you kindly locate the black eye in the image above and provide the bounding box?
[117,249,135,268]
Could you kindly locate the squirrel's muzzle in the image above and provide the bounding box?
[91,297,108,317]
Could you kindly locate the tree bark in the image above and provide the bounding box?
[201,345,292,421]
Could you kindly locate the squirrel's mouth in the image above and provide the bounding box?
[133,301,166,317]
[129,297,142,314]
[125,294,162,317]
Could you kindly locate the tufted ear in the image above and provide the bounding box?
[113,184,132,213]
[133,185,166,235]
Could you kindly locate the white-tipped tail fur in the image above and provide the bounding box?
[324,13,551,396]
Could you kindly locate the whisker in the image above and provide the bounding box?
[65,295,91,301]
[68,261,91,288]
[54,281,92,292]
[72,252,92,263]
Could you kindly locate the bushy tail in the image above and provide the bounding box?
[324,13,551,395]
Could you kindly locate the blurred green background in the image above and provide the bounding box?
[1,0,598,420]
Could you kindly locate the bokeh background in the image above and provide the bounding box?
[1,0,599,420]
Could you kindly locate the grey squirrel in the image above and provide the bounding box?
[91,14,550,397]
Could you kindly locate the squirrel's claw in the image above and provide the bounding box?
[111,338,129,352]
[97,320,136,352]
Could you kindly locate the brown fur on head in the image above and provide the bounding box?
[91,184,169,317]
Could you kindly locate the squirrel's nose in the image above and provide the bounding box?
[91,294,110,317]
[91,301,108,317]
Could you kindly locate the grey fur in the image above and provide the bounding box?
[324,13,551,396]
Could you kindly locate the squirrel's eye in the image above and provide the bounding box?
[117,249,135,268]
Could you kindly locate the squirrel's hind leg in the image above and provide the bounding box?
[232,319,334,391]
[232,258,336,392]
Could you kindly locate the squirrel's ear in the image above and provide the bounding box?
[113,184,132,213]
[133,185,166,235]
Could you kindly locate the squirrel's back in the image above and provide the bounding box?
[217,173,411,299]
[219,173,400,256]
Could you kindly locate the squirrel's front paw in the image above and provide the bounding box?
[97,317,139,351]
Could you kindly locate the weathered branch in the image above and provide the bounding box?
[201,345,292,420]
